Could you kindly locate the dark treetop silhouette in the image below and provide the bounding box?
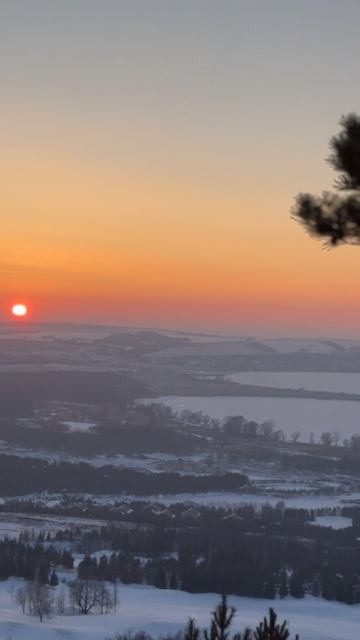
[292,113,360,246]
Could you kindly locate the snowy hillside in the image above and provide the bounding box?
[0,579,359,640]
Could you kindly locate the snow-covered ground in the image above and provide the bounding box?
[62,421,98,433]
[2,476,360,514]
[82,489,360,511]
[0,578,359,640]
[0,513,110,539]
[309,515,353,529]
[0,441,206,473]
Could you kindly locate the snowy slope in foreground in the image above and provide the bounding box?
[0,580,359,640]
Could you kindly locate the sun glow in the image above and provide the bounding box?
[12,304,28,317]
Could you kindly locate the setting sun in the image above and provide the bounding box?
[11,303,28,317]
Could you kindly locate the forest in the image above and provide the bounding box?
[0,455,248,495]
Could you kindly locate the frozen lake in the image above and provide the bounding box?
[153,395,360,442]
[228,371,360,394]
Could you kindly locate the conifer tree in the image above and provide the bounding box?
[253,608,298,640]
[289,573,304,599]
[292,113,360,246]
[278,572,288,599]
[204,595,235,640]
[184,617,200,640]
[49,570,59,587]
[262,573,276,599]
[170,570,178,590]
[154,566,167,589]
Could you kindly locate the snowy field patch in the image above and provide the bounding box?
[62,421,97,433]
[309,515,353,529]
[0,579,359,640]
[0,513,109,539]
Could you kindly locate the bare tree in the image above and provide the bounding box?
[27,580,53,622]
[98,581,113,614]
[320,432,333,447]
[70,578,99,615]
[15,586,27,615]
[260,420,275,439]
[113,579,119,612]
[57,587,66,614]
[271,430,285,443]
[350,434,360,450]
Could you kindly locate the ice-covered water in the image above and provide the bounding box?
[152,395,360,442]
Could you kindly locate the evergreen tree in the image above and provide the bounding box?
[204,595,235,640]
[184,617,200,640]
[61,550,74,569]
[262,573,276,599]
[170,570,178,590]
[254,608,298,640]
[292,113,360,246]
[311,576,320,598]
[154,566,167,589]
[344,578,355,605]
[289,573,304,599]
[335,576,345,603]
[278,572,288,599]
[49,570,59,587]
[321,571,336,601]
[78,554,96,580]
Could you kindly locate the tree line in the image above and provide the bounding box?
[0,537,73,582]
[0,454,247,496]
[66,514,360,605]
[15,579,300,640]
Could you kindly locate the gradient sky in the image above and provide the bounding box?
[2,0,360,336]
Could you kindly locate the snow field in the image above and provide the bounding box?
[0,578,359,640]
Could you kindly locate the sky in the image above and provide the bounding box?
[1,0,360,336]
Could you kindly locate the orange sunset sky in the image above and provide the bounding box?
[2,1,360,336]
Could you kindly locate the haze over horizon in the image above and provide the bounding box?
[2,319,360,343]
[2,1,360,335]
